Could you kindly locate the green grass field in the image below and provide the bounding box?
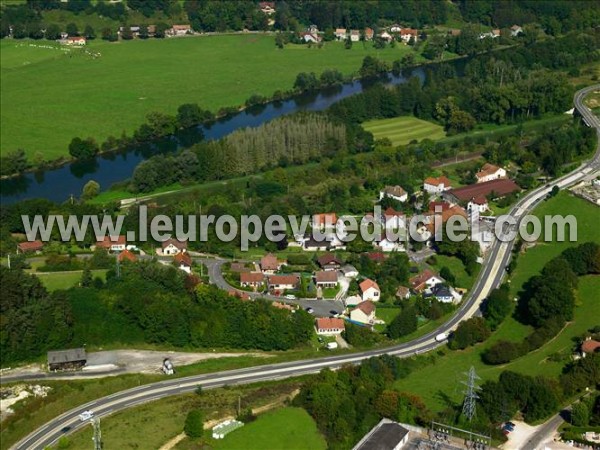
[1,35,423,160]
[34,269,107,291]
[362,116,446,146]
[208,407,326,450]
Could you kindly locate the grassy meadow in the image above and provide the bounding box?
[362,116,446,146]
[1,34,422,160]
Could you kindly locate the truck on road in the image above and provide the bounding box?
[435,332,449,342]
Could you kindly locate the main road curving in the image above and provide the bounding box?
[11,85,600,450]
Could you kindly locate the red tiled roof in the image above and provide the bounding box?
[367,252,386,262]
[118,249,137,263]
[161,238,187,250]
[313,213,337,227]
[429,201,451,212]
[446,179,520,202]
[476,163,503,180]
[240,272,265,283]
[471,195,488,205]
[268,274,299,286]
[384,207,404,218]
[400,28,418,36]
[424,176,452,188]
[316,317,345,331]
[17,240,44,252]
[410,269,437,291]
[360,278,380,293]
[581,340,600,354]
[317,253,342,267]
[174,252,192,266]
[260,253,279,270]
[96,235,126,248]
[315,271,338,283]
[354,300,375,315]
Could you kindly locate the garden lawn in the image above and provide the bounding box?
[210,407,326,450]
[362,116,446,146]
[34,269,107,291]
[430,255,475,290]
[1,35,421,160]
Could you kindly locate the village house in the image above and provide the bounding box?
[409,269,443,293]
[395,286,410,300]
[161,238,187,255]
[428,201,452,213]
[117,249,137,263]
[374,234,405,253]
[312,213,338,230]
[475,163,507,183]
[384,207,406,230]
[335,28,347,40]
[303,236,331,251]
[399,28,418,43]
[96,235,126,252]
[424,283,455,303]
[240,272,265,290]
[480,29,500,39]
[267,274,300,292]
[260,253,281,273]
[300,32,320,43]
[259,1,276,15]
[380,185,408,203]
[510,25,523,36]
[174,252,192,274]
[423,176,452,195]
[317,253,343,271]
[360,278,380,302]
[341,265,359,278]
[350,300,376,325]
[61,36,86,46]
[315,317,345,335]
[468,196,489,214]
[168,24,191,36]
[444,179,520,204]
[389,24,402,33]
[350,29,360,41]
[448,29,462,37]
[379,31,393,42]
[315,270,338,288]
[580,338,600,358]
[364,27,374,40]
[17,240,44,253]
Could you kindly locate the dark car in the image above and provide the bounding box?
[305,307,314,314]
[61,426,72,433]
[329,310,339,316]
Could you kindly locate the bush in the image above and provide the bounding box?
[184,409,204,438]
[449,317,490,350]
[482,340,525,365]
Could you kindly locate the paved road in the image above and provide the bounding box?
[10,85,600,450]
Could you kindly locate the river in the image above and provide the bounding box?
[0,68,430,204]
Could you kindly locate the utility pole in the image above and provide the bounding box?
[91,417,102,450]
[461,366,481,422]
[237,395,241,417]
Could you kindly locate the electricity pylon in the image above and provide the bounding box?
[461,366,481,422]
[91,416,102,450]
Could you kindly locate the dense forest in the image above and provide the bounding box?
[0,260,314,366]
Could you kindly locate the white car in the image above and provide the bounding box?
[78,410,94,422]
[285,294,296,300]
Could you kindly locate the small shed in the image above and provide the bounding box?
[47,348,87,371]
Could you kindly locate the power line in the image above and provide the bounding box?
[461,366,481,422]
[91,417,102,450]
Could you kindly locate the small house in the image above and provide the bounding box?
[260,253,280,273]
[162,238,187,255]
[359,278,380,302]
[468,196,489,214]
[341,265,359,278]
[395,286,410,300]
[174,252,192,274]
[268,274,300,292]
[240,272,265,289]
[117,249,137,263]
[409,269,443,293]
[423,176,452,195]
[364,27,374,41]
[350,300,376,325]
[17,240,44,253]
[380,185,408,203]
[315,270,338,288]
[510,25,523,36]
[475,163,506,183]
[96,235,126,252]
[350,29,360,42]
[315,317,345,335]
[317,253,342,271]
[335,28,347,40]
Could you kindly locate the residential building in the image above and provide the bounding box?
[384,207,406,230]
[581,338,600,357]
[315,270,338,288]
[409,269,443,293]
[360,278,380,301]
[303,237,330,251]
[61,36,86,45]
[379,31,393,41]
[335,28,347,40]
[96,235,126,252]
[341,265,359,278]
[380,185,408,203]
[468,196,489,214]
[308,24,319,34]
[399,28,418,43]
[428,201,451,213]
[444,179,520,204]
[228,289,251,301]
[300,32,320,43]
[475,163,507,183]
[423,176,452,194]
[174,252,192,274]
[350,29,360,41]
[260,253,280,273]
[117,249,137,263]
[161,238,187,255]
[17,240,44,253]
[317,254,343,271]
[448,29,462,36]
[352,418,410,450]
[272,301,296,311]
[315,317,345,335]
[395,286,410,300]
[169,24,191,36]
[268,274,300,292]
[510,25,523,36]
[364,27,374,40]
[350,300,376,325]
[423,283,454,303]
[259,1,276,15]
[374,235,405,253]
[240,272,265,289]
[313,213,338,230]
[389,24,402,33]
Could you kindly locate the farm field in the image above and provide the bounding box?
[1,35,422,160]
[362,116,446,146]
[34,269,107,291]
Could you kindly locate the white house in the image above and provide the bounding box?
[379,31,393,42]
[379,185,408,203]
[424,283,454,303]
[162,238,187,255]
[383,207,406,230]
[315,270,338,288]
[350,301,376,325]
[174,252,192,274]
[399,28,418,43]
[475,163,507,183]
[267,274,299,292]
[360,278,380,302]
[374,237,405,253]
[96,235,126,252]
[409,269,444,293]
[240,272,265,289]
[510,25,523,36]
[300,32,320,43]
[341,265,359,278]
[315,317,345,335]
[389,24,402,33]
[350,29,360,41]
[468,196,489,214]
[423,176,452,195]
[335,28,347,40]
[395,286,410,300]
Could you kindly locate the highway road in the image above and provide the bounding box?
[11,85,600,450]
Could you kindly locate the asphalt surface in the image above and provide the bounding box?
[10,85,600,450]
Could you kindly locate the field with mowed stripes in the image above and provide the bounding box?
[362,116,446,146]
